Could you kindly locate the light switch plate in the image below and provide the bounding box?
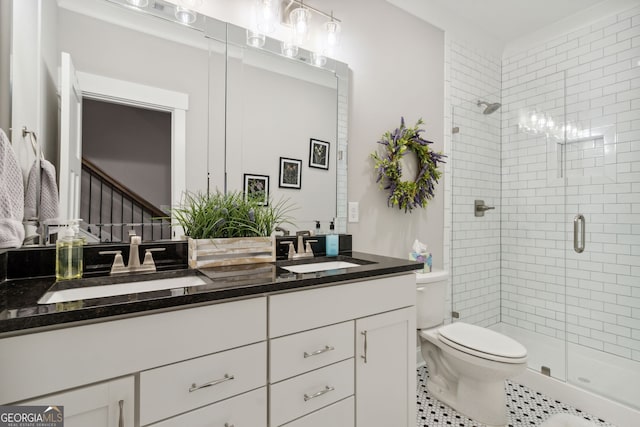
[348,202,359,223]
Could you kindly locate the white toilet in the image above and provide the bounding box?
[417,271,528,427]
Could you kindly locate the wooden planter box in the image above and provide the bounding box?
[188,236,276,268]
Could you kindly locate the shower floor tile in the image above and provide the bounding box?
[417,366,616,427]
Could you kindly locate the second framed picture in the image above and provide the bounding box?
[243,173,269,205]
[278,157,302,189]
[309,138,330,170]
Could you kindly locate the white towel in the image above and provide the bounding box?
[24,158,59,221]
[0,129,25,248]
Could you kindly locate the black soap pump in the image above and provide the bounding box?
[315,220,321,235]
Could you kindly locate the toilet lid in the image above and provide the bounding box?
[438,323,527,359]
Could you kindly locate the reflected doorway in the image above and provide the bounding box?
[80,99,171,242]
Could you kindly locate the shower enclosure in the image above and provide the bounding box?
[450,68,640,411]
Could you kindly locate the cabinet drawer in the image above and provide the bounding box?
[1,297,266,405]
[282,396,354,427]
[149,387,266,427]
[269,274,415,337]
[270,359,353,427]
[271,321,353,383]
[140,342,266,425]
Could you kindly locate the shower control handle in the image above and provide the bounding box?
[574,214,585,253]
[474,200,495,217]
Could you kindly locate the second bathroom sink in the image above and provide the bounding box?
[280,260,361,274]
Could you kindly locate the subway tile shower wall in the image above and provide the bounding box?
[447,4,640,363]
[445,37,503,328]
[500,5,640,362]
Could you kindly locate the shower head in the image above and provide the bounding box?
[477,100,501,115]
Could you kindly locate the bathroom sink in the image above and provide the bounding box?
[38,275,208,304]
[281,261,361,274]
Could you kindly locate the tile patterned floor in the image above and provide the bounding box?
[417,366,616,427]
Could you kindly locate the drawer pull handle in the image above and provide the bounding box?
[303,345,335,358]
[118,400,124,427]
[189,374,234,392]
[224,424,234,427]
[361,330,368,363]
[303,385,335,402]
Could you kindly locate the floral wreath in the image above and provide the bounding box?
[371,117,446,213]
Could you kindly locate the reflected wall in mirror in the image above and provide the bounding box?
[3,0,348,246]
[226,42,338,230]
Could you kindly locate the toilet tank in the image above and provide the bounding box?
[416,270,450,329]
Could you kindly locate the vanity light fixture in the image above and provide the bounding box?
[175,6,197,24]
[255,0,280,34]
[281,40,299,58]
[325,17,340,52]
[247,30,266,48]
[311,52,326,67]
[289,3,311,45]
[125,0,149,8]
[280,1,342,55]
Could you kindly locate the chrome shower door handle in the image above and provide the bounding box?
[573,214,585,253]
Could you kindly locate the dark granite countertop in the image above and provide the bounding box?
[0,252,422,337]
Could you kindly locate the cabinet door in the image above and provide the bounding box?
[22,376,134,427]
[355,307,415,427]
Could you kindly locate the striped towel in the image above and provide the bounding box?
[0,129,25,248]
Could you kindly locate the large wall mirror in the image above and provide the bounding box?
[2,0,348,246]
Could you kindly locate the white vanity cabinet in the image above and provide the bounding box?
[268,273,416,427]
[355,307,415,427]
[2,297,267,427]
[22,376,134,427]
[2,271,416,427]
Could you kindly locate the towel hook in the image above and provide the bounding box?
[22,126,42,158]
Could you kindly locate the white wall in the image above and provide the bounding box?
[323,0,445,262]
[226,57,338,230]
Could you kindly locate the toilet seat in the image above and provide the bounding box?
[438,323,527,364]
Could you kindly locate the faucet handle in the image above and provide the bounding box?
[99,250,126,273]
[305,239,318,254]
[280,241,296,259]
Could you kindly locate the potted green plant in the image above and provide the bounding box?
[172,191,295,268]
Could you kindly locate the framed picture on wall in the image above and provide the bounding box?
[309,138,330,170]
[278,157,302,189]
[243,173,270,205]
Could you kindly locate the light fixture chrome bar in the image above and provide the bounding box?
[282,0,342,23]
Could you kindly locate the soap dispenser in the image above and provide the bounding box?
[56,220,84,280]
[315,220,322,235]
[325,219,339,256]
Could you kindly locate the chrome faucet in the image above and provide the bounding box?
[100,231,165,274]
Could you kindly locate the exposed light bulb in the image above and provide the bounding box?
[126,0,149,7]
[175,6,196,24]
[281,41,298,58]
[246,30,266,48]
[312,52,327,67]
[325,20,340,47]
[255,0,278,34]
[290,7,310,44]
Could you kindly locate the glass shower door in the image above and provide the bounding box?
[562,108,640,410]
